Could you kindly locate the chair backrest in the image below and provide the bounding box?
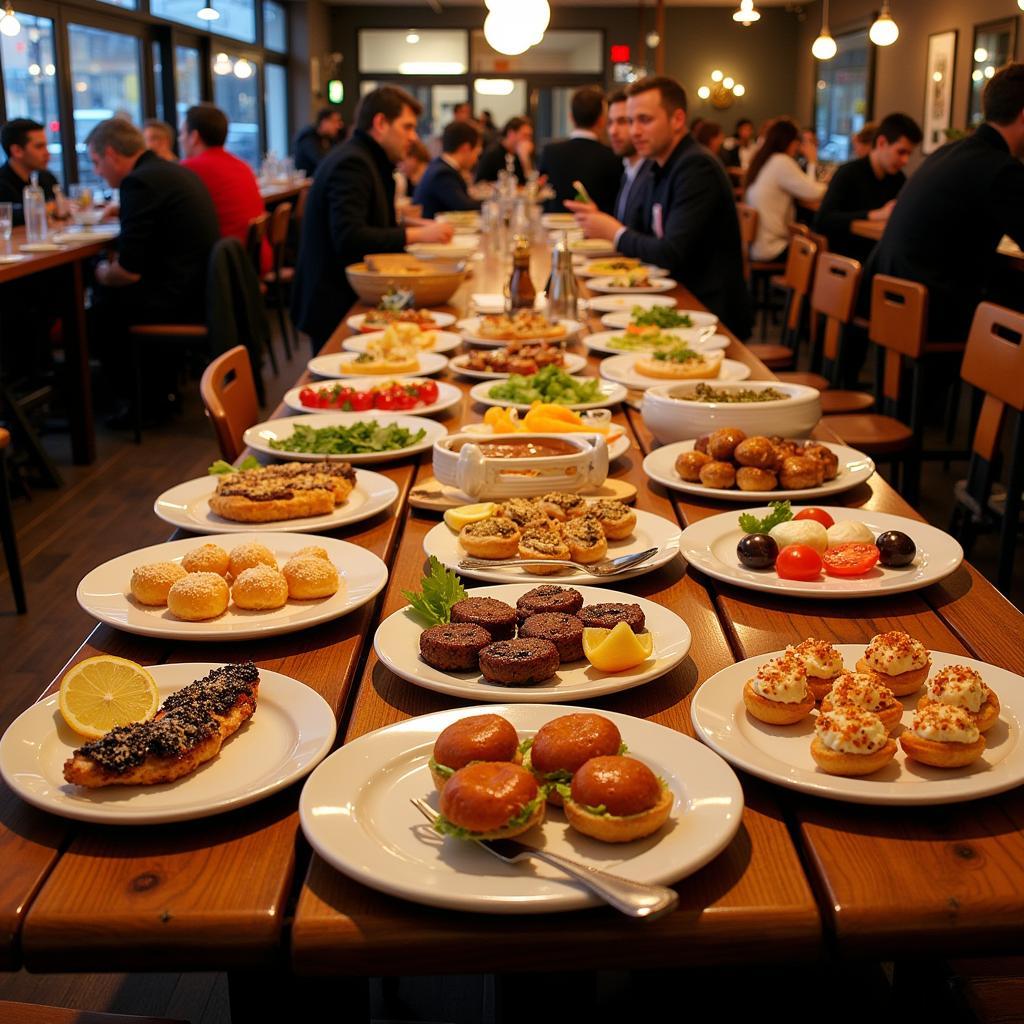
[294,183,309,223]
[868,275,929,404]
[200,345,260,462]
[781,235,818,334]
[268,201,293,261]
[246,212,269,275]
[736,203,756,281]
[809,252,860,362]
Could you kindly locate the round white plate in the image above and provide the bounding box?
[577,262,669,279]
[307,351,448,379]
[447,352,588,380]
[20,242,65,252]
[51,230,116,244]
[600,308,718,329]
[568,239,617,257]
[692,645,1021,805]
[455,423,632,462]
[374,584,692,703]
[588,294,679,314]
[584,328,726,356]
[586,276,677,295]
[282,377,463,418]
[77,532,388,641]
[599,354,750,389]
[407,236,479,259]
[300,703,742,912]
[456,317,583,348]
[0,254,26,263]
[436,212,480,230]
[644,441,876,503]
[243,412,447,464]
[542,213,578,229]
[424,507,679,586]
[678,505,962,599]
[153,469,399,535]
[342,330,463,355]
[345,311,457,333]
[0,664,336,825]
[470,377,627,412]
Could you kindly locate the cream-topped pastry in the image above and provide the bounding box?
[788,638,845,702]
[918,664,1000,732]
[742,652,814,725]
[810,706,897,776]
[900,703,986,768]
[856,631,930,696]
[820,671,902,732]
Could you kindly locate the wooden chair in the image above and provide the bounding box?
[200,345,260,462]
[0,427,26,613]
[246,211,270,278]
[262,200,295,359]
[949,302,1024,593]
[737,203,787,340]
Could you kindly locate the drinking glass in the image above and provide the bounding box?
[0,203,11,253]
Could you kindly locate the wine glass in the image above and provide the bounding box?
[0,203,12,253]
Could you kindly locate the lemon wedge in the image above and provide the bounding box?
[582,622,654,673]
[443,502,497,532]
[58,656,160,739]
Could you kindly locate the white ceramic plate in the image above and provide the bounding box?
[568,239,617,257]
[542,213,578,229]
[51,230,118,244]
[345,311,457,333]
[300,702,742,912]
[282,377,463,417]
[692,646,1021,805]
[577,261,669,279]
[644,441,875,503]
[307,351,449,379]
[153,469,399,535]
[584,328,726,356]
[77,532,388,640]
[599,354,751,389]
[587,295,679,314]
[677,506,962,599]
[455,422,632,462]
[447,352,588,380]
[243,412,448,464]
[436,212,481,230]
[0,664,336,825]
[470,377,628,412]
[600,308,718,328]
[586,276,677,295]
[19,242,65,252]
[374,584,692,703]
[407,236,479,259]
[456,317,583,348]
[342,330,463,355]
[0,254,26,263]
[423,507,680,586]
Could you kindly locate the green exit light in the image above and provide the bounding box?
[328,79,344,104]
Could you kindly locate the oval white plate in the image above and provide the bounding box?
[77,532,388,640]
[300,702,742,912]
[456,317,583,348]
[455,422,631,462]
[600,354,750,389]
[678,505,962,599]
[153,469,399,535]
[307,351,449,379]
[577,261,669,279]
[586,276,677,294]
[470,377,627,412]
[283,377,463,418]
[423,507,679,586]
[600,308,718,328]
[342,330,463,355]
[588,294,679,314]
[692,646,1020,805]
[584,328,726,356]
[243,412,447,464]
[19,242,65,253]
[568,239,617,257]
[407,236,479,259]
[541,213,578,229]
[0,664,336,825]
[345,311,457,333]
[374,583,691,703]
[447,352,588,380]
[644,441,875,503]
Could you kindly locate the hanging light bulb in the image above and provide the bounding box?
[483,9,534,56]
[196,0,219,20]
[811,0,838,59]
[213,52,233,75]
[233,57,253,79]
[732,0,760,26]
[1019,0,1024,11]
[697,85,711,100]
[733,83,746,97]
[405,30,420,44]
[869,1,899,46]
[0,1,21,37]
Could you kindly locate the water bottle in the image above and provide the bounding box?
[23,171,48,243]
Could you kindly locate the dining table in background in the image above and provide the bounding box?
[850,219,1024,273]
[259,179,311,206]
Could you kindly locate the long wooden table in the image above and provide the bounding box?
[0,242,1022,1012]
[851,218,1024,273]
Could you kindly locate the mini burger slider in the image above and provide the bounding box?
[526,712,623,806]
[563,756,673,843]
[434,762,545,841]
[429,714,522,792]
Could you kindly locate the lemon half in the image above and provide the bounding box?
[444,502,497,532]
[58,656,160,739]
[582,622,654,673]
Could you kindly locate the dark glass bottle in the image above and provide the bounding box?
[506,238,536,313]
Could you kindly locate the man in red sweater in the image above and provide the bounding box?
[180,103,270,272]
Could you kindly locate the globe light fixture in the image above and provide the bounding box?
[711,69,723,82]
[196,0,220,21]
[811,0,838,60]
[869,1,899,47]
[697,70,746,108]
[732,0,761,27]
[0,1,21,37]
[483,9,535,56]
[233,57,253,79]
[646,31,661,48]
[213,52,233,75]
[405,31,420,44]
[733,83,746,97]
[697,85,711,99]
[974,47,988,62]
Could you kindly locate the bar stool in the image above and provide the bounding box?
[200,345,260,462]
[737,203,786,340]
[0,427,25,613]
[262,201,295,359]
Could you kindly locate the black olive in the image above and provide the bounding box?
[876,530,916,567]
[737,533,779,570]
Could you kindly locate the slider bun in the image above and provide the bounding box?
[531,713,621,804]
[432,715,521,791]
[438,762,543,838]
[564,756,673,843]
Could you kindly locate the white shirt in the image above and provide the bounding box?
[744,152,825,261]
[615,156,644,223]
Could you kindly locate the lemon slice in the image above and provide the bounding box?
[58,656,160,739]
[582,622,654,673]
[444,502,497,532]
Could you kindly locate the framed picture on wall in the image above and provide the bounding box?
[923,30,957,154]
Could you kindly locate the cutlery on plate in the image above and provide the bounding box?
[410,797,678,920]
[458,547,659,577]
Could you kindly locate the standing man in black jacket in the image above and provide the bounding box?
[538,86,623,215]
[414,121,483,219]
[293,108,344,176]
[291,86,454,351]
[566,76,751,338]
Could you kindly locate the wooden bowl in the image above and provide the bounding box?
[345,256,467,306]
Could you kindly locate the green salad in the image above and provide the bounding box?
[608,330,680,352]
[487,365,604,405]
[268,420,426,455]
[630,306,694,329]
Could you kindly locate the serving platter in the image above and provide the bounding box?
[307,351,449,379]
[282,377,463,417]
[342,329,463,355]
[447,352,588,380]
[469,378,628,412]
[346,311,457,333]
[599,354,751,389]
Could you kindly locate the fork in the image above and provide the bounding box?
[410,797,678,919]
[459,547,659,577]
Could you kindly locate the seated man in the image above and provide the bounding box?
[566,76,751,339]
[413,121,483,219]
[291,86,453,352]
[474,116,536,185]
[815,112,921,262]
[0,118,57,225]
[293,108,344,177]
[143,119,178,162]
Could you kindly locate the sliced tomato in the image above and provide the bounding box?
[775,544,823,581]
[793,507,835,529]
[822,542,880,577]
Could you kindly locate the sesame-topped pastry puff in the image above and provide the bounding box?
[811,707,898,776]
[742,651,815,725]
[917,664,1000,733]
[787,638,846,702]
[856,631,931,696]
[821,671,903,733]
[899,704,986,768]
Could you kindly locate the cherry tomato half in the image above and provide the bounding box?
[775,544,823,581]
[418,380,439,404]
[793,507,835,529]
[822,542,880,577]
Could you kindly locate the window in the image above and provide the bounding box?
[359,30,468,75]
[263,1,286,52]
[68,23,143,187]
[99,0,137,9]
[813,29,872,164]
[175,45,201,125]
[264,62,288,158]
[152,41,165,122]
[214,53,260,167]
[471,30,602,74]
[0,15,63,182]
[969,19,1017,128]
[151,0,256,44]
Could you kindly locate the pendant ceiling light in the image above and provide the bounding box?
[0,1,20,37]
[233,57,253,79]
[197,0,219,20]
[869,0,899,46]
[811,0,838,59]
[732,0,761,27]
[213,51,233,75]
[483,0,549,55]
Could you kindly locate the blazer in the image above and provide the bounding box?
[413,157,481,219]
[291,130,405,349]
[617,159,651,228]
[538,136,623,215]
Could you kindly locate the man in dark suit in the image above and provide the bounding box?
[607,89,649,227]
[474,117,536,184]
[0,118,58,225]
[291,86,454,351]
[538,86,623,215]
[566,76,751,338]
[413,121,483,219]
[293,108,344,176]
